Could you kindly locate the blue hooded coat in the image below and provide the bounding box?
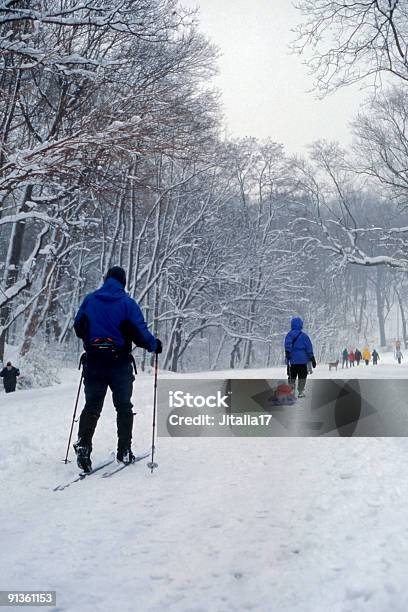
[74,277,157,352]
[284,317,314,365]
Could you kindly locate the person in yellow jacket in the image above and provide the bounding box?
[362,347,371,365]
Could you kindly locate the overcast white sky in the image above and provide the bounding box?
[182,0,368,154]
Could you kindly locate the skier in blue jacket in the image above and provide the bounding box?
[284,317,316,397]
[73,266,162,472]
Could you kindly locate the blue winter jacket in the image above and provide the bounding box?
[284,317,314,365]
[74,277,157,352]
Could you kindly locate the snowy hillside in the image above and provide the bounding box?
[1,366,408,611]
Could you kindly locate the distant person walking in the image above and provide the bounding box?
[342,348,349,369]
[372,349,380,365]
[284,317,316,398]
[362,347,371,366]
[396,348,403,364]
[355,349,362,366]
[348,350,355,367]
[0,362,20,393]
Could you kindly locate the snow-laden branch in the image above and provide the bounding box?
[0,211,65,227]
[295,216,408,271]
[0,226,49,309]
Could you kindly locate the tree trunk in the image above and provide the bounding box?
[376,267,387,347]
[211,331,226,370]
[170,319,182,372]
[0,185,33,360]
[230,338,242,369]
[395,287,408,349]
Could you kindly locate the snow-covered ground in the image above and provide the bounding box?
[1,358,408,611]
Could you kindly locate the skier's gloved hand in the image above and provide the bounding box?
[155,339,163,354]
[285,351,291,365]
[311,356,317,369]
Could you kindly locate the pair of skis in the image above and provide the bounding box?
[54,450,150,492]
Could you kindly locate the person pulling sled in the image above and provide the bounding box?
[284,317,316,398]
[73,266,162,473]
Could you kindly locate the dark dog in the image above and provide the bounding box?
[328,360,339,371]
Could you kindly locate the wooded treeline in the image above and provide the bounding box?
[2,0,408,374]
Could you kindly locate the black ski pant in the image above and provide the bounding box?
[288,364,308,394]
[4,383,16,393]
[77,354,135,451]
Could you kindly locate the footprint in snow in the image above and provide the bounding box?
[346,585,373,601]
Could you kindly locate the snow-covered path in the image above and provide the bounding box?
[1,365,408,611]
[166,351,408,379]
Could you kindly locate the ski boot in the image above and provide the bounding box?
[73,441,92,473]
[117,448,136,464]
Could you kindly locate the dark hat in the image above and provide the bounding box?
[105,266,126,287]
[6,361,11,366]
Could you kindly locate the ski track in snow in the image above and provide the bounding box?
[1,358,408,611]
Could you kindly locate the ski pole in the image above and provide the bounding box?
[63,356,84,464]
[147,351,159,473]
